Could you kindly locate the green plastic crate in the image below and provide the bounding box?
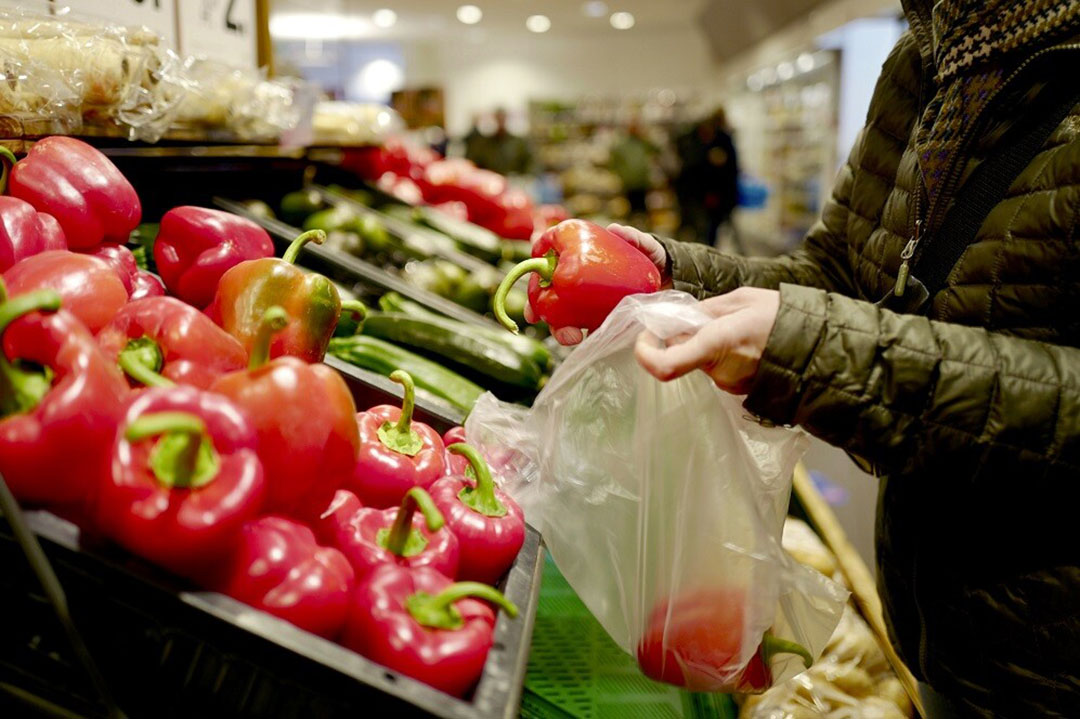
[522,554,738,719]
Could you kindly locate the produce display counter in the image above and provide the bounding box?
[0,363,542,719]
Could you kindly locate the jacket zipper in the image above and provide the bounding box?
[894,42,1080,297]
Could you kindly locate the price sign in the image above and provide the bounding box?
[178,0,258,69]
[67,0,179,49]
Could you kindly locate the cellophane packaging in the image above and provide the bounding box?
[0,6,188,141]
[467,291,848,692]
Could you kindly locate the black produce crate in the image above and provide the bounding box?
[0,366,543,719]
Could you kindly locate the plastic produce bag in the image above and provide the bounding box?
[467,291,848,692]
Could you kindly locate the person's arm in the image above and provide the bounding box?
[745,285,1080,477]
[657,130,858,298]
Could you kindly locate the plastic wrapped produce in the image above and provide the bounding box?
[0,7,187,141]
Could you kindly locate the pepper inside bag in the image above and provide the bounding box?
[468,291,848,692]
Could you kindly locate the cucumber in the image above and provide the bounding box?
[413,206,503,262]
[362,312,544,389]
[378,293,553,371]
[328,335,484,414]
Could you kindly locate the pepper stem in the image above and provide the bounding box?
[117,337,174,388]
[448,443,506,517]
[0,283,61,418]
[376,370,423,456]
[493,253,558,333]
[339,299,367,334]
[0,145,17,195]
[125,412,220,490]
[249,306,289,369]
[282,229,326,264]
[384,487,443,557]
[405,582,519,630]
[761,633,813,669]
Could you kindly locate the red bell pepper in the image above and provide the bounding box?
[479,188,535,241]
[6,137,141,249]
[211,306,360,519]
[442,426,469,476]
[342,564,518,697]
[0,198,65,272]
[348,370,447,509]
[3,251,128,334]
[534,204,569,230]
[94,386,265,578]
[207,229,361,363]
[428,444,524,585]
[80,244,164,301]
[317,487,459,582]
[97,296,248,391]
[213,516,354,639]
[154,206,275,309]
[0,278,128,506]
[636,588,813,692]
[494,219,662,334]
[0,147,66,272]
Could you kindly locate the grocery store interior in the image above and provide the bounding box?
[3,1,1075,718]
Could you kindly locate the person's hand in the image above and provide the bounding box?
[634,287,780,394]
[528,223,671,347]
[606,224,670,287]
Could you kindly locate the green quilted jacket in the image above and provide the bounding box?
[658,5,1080,718]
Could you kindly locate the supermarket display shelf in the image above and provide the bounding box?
[0,365,542,719]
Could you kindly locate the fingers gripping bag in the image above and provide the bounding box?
[467,290,848,693]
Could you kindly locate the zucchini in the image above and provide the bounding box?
[413,206,503,262]
[378,293,553,372]
[328,335,484,414]
[362,312,544,389]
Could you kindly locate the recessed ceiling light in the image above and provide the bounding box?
[526,14,551,33]
[777,61,794,80]
[583,1,608,17]
[609,11,634,30]
[796,52,815,72]
[456,5,483,25]
[372,9,397,28]
[269,12,371,40]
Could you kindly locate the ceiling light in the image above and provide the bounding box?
[269,12,371,40]
[456,5,483,25]
[777,62,795,81]
[609,11,635,29]
[526,14,551,32]
[372,9,397,28]
[583,1,608,17]
[761,67,778,84]
[747,74,764,92]
[352,58,404,99]
[796,52,815,73]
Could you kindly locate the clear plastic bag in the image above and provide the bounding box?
[467,291,848,692]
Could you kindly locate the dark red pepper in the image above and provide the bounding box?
[6,137,141,249]
[493,219,662,335]
[0,278,128,506]
[80,244,164,301]
[428,444,524,585]
[442,426,469,476]
[213,516,354,639]
[97,296,248,391]
[154,206,275,309]
[94,386,265,579]
[317,487,459,582]
[211,307,360,519]
[3,251,128,334]
[341,564,517,697]
[636,588,813,692]
[348,370,447,509]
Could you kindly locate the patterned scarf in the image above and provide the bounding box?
[914,0,1080,206]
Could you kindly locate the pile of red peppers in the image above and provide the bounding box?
[0,136,530,701]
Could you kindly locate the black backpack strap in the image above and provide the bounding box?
[912,77,1080,304]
